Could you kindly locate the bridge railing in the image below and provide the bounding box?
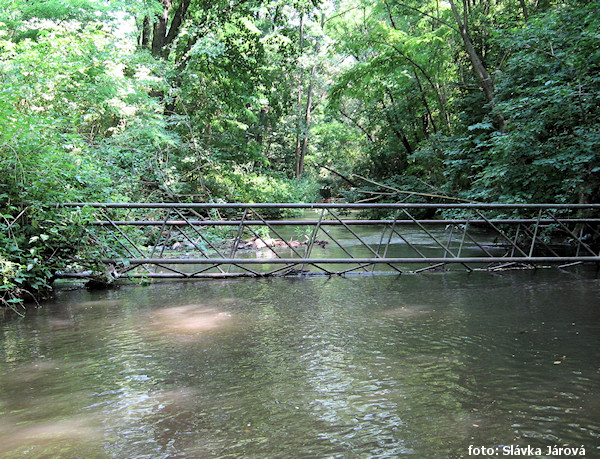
[58,202,600,279]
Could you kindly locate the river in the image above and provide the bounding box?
[1,268,599,457]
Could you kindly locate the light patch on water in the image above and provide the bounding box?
[148,305,232,337]
[0,415,104,457]
[47,318,77,329]
[4,359,63,383]
[380,305,434,318]
[152,386,197,405]
[74,299,123,309]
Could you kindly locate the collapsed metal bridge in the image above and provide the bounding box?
[58,202,600,280]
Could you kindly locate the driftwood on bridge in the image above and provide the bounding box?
[57,202,600,281]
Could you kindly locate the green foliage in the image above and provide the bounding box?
[327,0,457,180]
[202,167,319,216]
[327,0,600,207]
[418,3,600,204]
[0,1,170,307]
[483,4,600,203]
[2,0,599,311]
[0,204,95,310]
[0,0,115,42]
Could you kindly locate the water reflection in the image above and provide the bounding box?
[0,270,599,457]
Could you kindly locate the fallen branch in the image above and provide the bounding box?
[351,174,476,203]
[3,207,29,229]
[318,164,359,187]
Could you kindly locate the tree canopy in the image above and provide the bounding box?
[1,0,599,307]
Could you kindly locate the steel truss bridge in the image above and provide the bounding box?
[58,202,600,280]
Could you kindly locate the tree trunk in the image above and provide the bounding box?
[448,0,505,131]
[152,0,171,56]
[449,0,493,103]
[379,41,450,134]
[413,71,437,135]
[297,63,316,177]
[165,0,191,46]
[296,12,325,178]
[383,96,413,156]
[294,134,302,177]
[256,107,268,145]
[519,0,529,20]
[151,0,191,57]
[293,12,305,177]
[140,16,152,48]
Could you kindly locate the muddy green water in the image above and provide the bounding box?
[1,270,600,458]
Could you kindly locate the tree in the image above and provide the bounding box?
[447,0,505,131]
[0,0,177,306]
[294,7,327,177]
[475,3,600,203]
[327,0,456,179]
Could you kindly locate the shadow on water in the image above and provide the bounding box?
[1,269,600,457]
